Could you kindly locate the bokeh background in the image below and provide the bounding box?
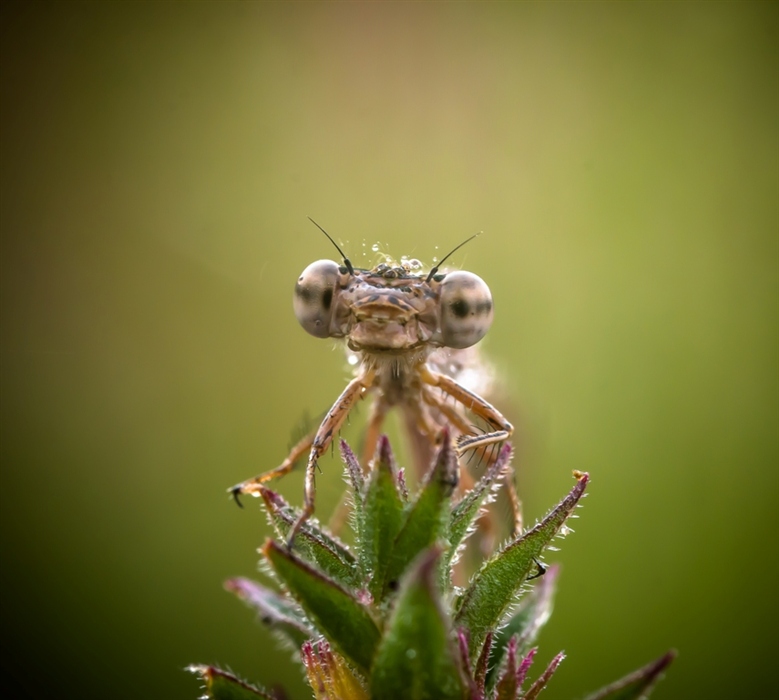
[1,2,777,699]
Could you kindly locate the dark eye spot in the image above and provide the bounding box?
[477,300,492,314]
[321,288,333,310]
[451,298,469,318]
[295,282,314,303]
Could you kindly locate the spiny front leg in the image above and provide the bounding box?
[287,369,376,548]
[420,366,513,452]
[420,366,519,528]
[422,382,522,536]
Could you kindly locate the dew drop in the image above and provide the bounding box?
[371,243,380,252]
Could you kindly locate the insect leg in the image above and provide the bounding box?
[288,369,376,548]
[420,367,513,453]
[421,368,522,535]
[229,432,315,506]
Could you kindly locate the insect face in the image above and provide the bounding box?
[294,259,494,353]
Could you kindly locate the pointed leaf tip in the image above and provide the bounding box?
[583,650,677,700]
[187,665,281,699]
[224,577,312,647]
[377,434,395,467]
[523,651,565,700]
[340,439,365,494]
[517,647,538,689]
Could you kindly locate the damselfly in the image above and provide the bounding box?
[231,220,517,547]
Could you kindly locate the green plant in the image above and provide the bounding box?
[189,435,674,699]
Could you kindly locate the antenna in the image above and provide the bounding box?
[425,233,481,283]
[308,217,354,275]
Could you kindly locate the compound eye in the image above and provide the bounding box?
[438,271,494,349]
[293,260,340,338]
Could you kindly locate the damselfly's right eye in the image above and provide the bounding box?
[293,260,340,338]
[437,270,494,349]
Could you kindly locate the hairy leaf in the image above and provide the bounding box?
[447,443,512,567]
[361,436,405,598]
[380,436,458,598]
[224,577,313,648]
[263,539,380,673]
[370,548,466,700]
[455,472,588,657]
[258,486,359,589]
[486,564,559,689]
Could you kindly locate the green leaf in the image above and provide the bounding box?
[523,651,565,700]
[582,651,677,700]
[224,577,313,648]
[258,486,360,589]
[447,443,512,567]
[370,547,467,700]
[380,436,458,598]
[262,539,380,673]
[454,472,589,657]
[485,564,559,690]
[187,665,280,700]
[361,436,405,598]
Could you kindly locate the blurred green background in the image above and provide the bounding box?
[1,2,776,699]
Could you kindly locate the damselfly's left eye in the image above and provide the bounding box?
[293,259,340,338]
[437,271,493,349]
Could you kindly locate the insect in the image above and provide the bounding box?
[231,220,516,547]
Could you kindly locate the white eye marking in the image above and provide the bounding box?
[437,270,493,349]
[293,260,341,338]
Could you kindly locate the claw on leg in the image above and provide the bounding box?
[528,557,547,581]
[230,486,244,508]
